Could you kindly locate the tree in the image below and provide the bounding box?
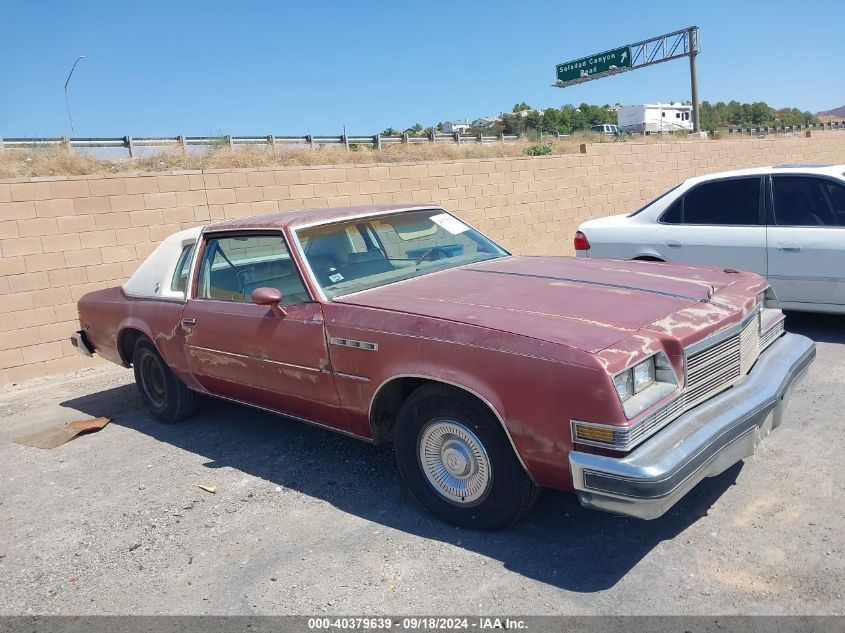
[750,102,769,126]
[384,100,818,139]
[542,108,560,134]
[524,110,542,132]
[501,113,525,135]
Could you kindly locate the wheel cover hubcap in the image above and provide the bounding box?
[419,419,491,504]
[141,354,166,408]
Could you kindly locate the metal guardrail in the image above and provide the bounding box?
[0,132,522,158]
[2,123,840,158]
[727,121,845,135]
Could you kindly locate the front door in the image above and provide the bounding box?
[767,175,845,308]
[181,232,346,426]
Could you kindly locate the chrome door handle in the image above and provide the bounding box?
[665,240,682,248]
[182,317,196,326]
[777,243,801,252]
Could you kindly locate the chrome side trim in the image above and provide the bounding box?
[368,373,536,483]
[334,372,370,382]
[185,344,327,374]
[204,392,375,444]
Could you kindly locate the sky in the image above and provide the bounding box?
[1,0,843,137]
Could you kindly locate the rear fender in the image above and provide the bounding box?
[116,306,202,390]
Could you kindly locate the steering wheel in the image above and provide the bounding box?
[415,247,451,265]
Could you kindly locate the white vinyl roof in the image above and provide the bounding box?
[123,225,204,299]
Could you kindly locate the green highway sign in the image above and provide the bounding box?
[556,46,632,84]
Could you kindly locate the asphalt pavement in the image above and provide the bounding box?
[0,312,842,615]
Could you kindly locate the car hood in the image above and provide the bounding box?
[334,256,744,353]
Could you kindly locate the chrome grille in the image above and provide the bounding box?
[740,311,762,374]
[573,305,787,453]
[685,312,760,408]
[617,395,686,447]
[761,317,785,350]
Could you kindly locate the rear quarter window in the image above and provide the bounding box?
[660,178,761,225]
[170,243,195,293]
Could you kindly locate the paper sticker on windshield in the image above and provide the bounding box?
[329,273,344,283]
[430,213,469,235]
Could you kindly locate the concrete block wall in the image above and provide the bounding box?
[1,134,844,383]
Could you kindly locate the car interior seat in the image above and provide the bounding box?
[341,250,394,279]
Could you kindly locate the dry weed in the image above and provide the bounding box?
[0,133,712,179]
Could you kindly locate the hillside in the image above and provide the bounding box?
[817,105,845,121]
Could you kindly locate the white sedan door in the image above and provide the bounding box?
[767,174,845,308]
[650,176,768,275]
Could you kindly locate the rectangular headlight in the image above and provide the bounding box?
[577,353,681,450]
[613,369,633,402]
[633,357,655,393]
[612,352,679,418]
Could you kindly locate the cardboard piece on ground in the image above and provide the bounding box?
[13,417,111,449]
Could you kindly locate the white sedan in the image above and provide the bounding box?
[576,164,845,314]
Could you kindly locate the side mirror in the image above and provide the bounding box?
[251,287,286,318]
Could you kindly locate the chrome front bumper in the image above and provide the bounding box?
[569,332,816,520]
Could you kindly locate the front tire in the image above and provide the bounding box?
[394,384,539,530]
[132,339,199,423]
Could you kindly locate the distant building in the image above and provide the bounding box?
[513,109,545,118]
[471,116,502,128]
[442,120,471,134]
[617,103,693,133]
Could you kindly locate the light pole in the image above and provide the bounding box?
[64,55,86,138]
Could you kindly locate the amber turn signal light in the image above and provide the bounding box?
[573,423,616,444]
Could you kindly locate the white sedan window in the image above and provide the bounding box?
[773,177,845,227]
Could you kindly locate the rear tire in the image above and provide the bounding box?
[394,384,539,530]
[132,339,199,423]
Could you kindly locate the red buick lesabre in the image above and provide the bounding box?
[73,204,815,529]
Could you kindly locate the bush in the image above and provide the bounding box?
[523,142,552,156]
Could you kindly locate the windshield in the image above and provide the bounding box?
[295,209,508,298]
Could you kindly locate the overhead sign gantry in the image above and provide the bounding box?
[553,26,701,132]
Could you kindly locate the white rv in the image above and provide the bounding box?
[617,103,693,133]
